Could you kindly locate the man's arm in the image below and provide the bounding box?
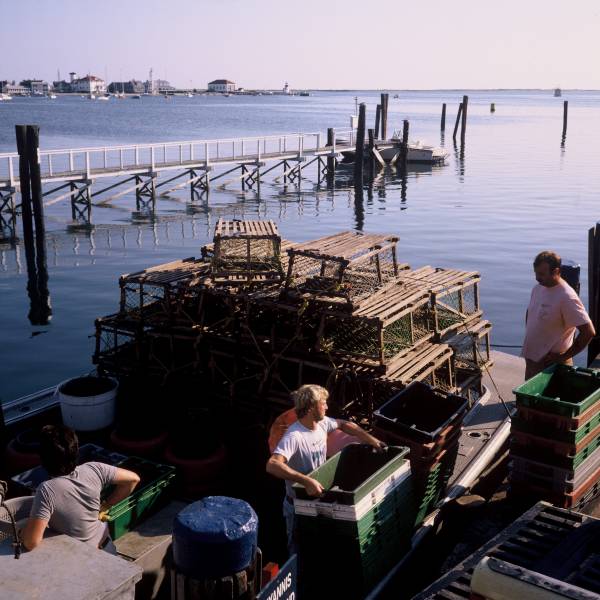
[337,420,386,450]
[100,467,140,513]
[266,454,324,497]
[21,517,48,551]
[544,322,596,365]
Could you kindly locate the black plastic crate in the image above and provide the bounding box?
[373,381,468,443]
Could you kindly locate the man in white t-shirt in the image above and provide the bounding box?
[266,384,384,554]
[521,250,595,380]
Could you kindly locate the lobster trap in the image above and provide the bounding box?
[444,319,492,372]
[400,266,481,337]
[211,219,283,284]
[456,367,484,408]
[283,231,407,308]
[119,257,210,325]
[317,283,435,370]
[93,314,146,376]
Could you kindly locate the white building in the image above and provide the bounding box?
[208,79,236,93]
[71,75,107,94]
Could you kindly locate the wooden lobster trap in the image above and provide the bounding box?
[93,314,146,376]
[316,283,435,371]
[399,266,482,337]
[444,319,493,372]
[145,326,201,381]
[211,219,283,284]
[384,342,456,392]
[456,366,484,408]
[118,257,210,325]
[283,231,407,309]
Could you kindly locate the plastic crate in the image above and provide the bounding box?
[511,422,600,457]
[294,460,411,520]
[11,444,127,495]
[514,364,600,417]
[292,444,409,505]
[512,409,600,444]
[511,427,600,470]
[373,381,468,443]
[511,443,600,493]
[103,457,176,540]
[516,400,600,436]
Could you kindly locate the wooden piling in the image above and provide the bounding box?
[354,103,366,184]
[380,94,389,140]
[441,104,446,131]
[563,100,568,137]
[326,128,336,174]
[401,120,409,165]
[368,128,375,179]
[460,95,469,145]
[453,103,463,141]
[375,105,382,140]
[15,126,34,255]
[26,125,51,324]
[588,223,600,365]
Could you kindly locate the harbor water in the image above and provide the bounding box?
[1,90,600,403]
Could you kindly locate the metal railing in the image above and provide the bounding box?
[0,129,357,185]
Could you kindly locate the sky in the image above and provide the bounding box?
[1,0,599,89]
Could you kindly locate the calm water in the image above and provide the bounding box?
[1,90,599,403]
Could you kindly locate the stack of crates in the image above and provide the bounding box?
[510,364,600,508]
[292,444,416,599]
[372,381,468,526]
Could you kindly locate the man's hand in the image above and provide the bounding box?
[303,477,324,497]
[372,439,387,452]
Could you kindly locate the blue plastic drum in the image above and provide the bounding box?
[172,496,258,579]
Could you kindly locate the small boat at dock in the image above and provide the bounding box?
[0,93,12,101]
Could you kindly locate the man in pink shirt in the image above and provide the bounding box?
[522,251,595,380]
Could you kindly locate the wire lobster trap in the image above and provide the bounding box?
[283,231,407,309]
[399,266,482,337]
[383,342,456,393]
[145,326,201,381]
[211,219,283,284]
[444,319,493,372]
[93,314,146,376]
[317,283,435,370]
[456,366,484,408]
[119,257,211,325]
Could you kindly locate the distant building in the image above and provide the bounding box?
[1,81,28,95]
[30,80,50,95]
[71,75,106,94]
[283,82,290,95]
[208,79,236,93]
[108,80,145,94]
[53,80,72,93]
[155,79,175,93]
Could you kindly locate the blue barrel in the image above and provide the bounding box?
[172,496,258,579]
[561,260,581,295]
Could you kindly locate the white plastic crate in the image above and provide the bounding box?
[293,460,411,521]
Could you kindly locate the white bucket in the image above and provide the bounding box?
[58,376,118,431]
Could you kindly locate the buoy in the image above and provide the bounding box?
[490,103,496,113]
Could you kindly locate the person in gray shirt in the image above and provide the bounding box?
[21,425,140,552]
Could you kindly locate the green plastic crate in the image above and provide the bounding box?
[512,410,600,444]
[104,457,176,540]
[293,444,410,505]
[511,427,600,470]
[514,364,600,417]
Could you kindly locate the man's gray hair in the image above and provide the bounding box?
[291,384,329,418]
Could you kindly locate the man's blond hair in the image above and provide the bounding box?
[291,384,329,418]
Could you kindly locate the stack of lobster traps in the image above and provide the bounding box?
[93,219,493,426]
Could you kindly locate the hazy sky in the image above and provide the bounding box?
[1,0,599,89]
